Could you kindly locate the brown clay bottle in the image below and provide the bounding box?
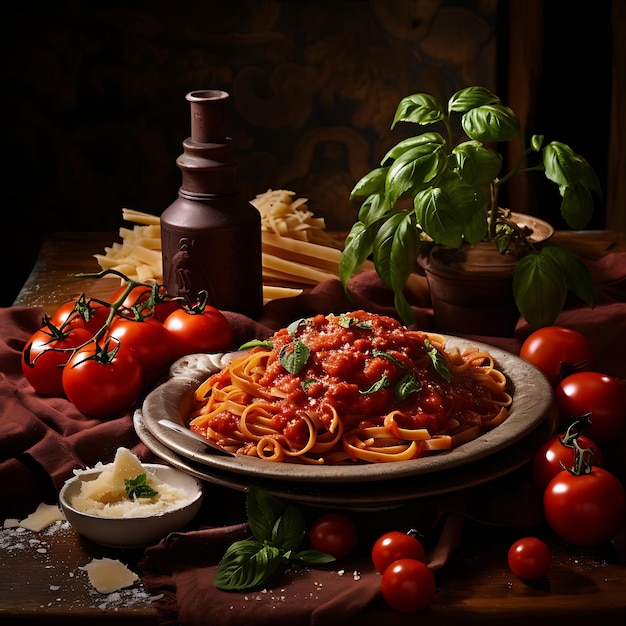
[160,90,263,318]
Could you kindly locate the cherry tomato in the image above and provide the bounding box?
[544,466,626,546]
[519,326,594,386]
[62,340,143,418]
[308,513,357,558]
[21,322,93,397]
[507,537,552,579]
[371,531,426,573]
[554,371,626,444]
[532,423,604,491]
[50,297,109,336]
[107,317,173,378]
[164,305,233,360]
[380,558,436,614]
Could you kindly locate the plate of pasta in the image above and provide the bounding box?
[140,311,553,484]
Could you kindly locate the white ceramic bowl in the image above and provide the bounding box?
[59,464,204,548]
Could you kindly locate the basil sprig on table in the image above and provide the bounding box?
[215,487,335,591]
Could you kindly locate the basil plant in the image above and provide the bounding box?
[339,86,600,329]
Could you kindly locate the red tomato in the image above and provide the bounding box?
[380,558,436,613]
[554,372,626,444]
[110,284,179,321]
[308,513,357,558]
[519,326,594,386]
[21,323,93,397]
[50,298,109,335]
[62,340,143,418]
[532,430,604,491]
[108,317,173,377]
[371,531,426,573]
[507,537,552,579]
[544,466,626,546]
[164,305,233,359]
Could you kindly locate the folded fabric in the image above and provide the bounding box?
[1,251,624,625]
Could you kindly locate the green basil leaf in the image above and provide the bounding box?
[338,315,372,330]
[513,251,568,329]
[279,340,310,374]
[287,318,307,337]
[357,193,391,225]
[424,339,451,382]
[452,140,502,186]
[372,349,405,368]
[537,245,594,308]
[271,503,306,551]
[246,486,286,543]
[214,540,282,591]
[392,93,446,128]
[461,104,520,142]
[560,184,594,230]
[360,374,390,395]
[350,166,388,198]
[381,132,445,165]
[124,474,158,500]
[448,86,500,112]
[339,218,382,289]
[239,338,273,351]
[301,379,318,392]
[395,373,422,401]
[289,548,336,565]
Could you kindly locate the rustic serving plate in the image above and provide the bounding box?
[139,336,553,484]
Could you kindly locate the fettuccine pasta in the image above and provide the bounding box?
[188,311,512,464]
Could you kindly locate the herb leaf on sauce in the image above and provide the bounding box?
[124,474,158,500]
[395,373,422,401]
[215,487,335,591]
[338,315,373,330]
[424,339,451,382]
[360,374,390,394]
[287,318,307,337]
[279,340,310,374]
[239,338,273,350]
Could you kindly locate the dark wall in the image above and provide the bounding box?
[2,0,499,306]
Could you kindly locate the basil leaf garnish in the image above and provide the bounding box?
[301,379,318,392]
[214,540,282,591]
[395,373,422,401]
[360,374,390,394]
[338,315,372,330]
[287,318,307,337]
[124,474,158,500]
[279,340,310,374]
[239,338,273,350]
[372,348,406,368]
[424,338,451,382]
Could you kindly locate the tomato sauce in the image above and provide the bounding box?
[254,310,493,443]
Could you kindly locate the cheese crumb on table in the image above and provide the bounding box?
[83,557,139,594]
[19,503,65,532]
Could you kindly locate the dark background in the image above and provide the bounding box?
[1,0,614,307]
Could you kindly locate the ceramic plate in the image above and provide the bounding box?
[139,336,553,484]
[134,407,556,509]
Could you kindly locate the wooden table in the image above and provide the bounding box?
[4,229,626,625]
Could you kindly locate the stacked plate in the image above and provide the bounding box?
[134,338,554,510]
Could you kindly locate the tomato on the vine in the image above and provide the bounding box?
[62,339,143,418]
[164,304,233,360]
[380,558,436,613]
[110,284,180,321]
[22,321,93,397]
[507,537,551,580]
[519,326,594,386]
[544,465,626,547]
[554,371,626,444]
[107,316,173,378]
[308,513,357,559]
[50,297,109,336]
[531,417,604,491]
[372,531,426,573]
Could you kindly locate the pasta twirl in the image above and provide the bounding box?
[188,311,512,465]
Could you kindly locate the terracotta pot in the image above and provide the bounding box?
[417,212,554,337]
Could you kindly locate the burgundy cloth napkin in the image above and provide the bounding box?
[1,252,625,625]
